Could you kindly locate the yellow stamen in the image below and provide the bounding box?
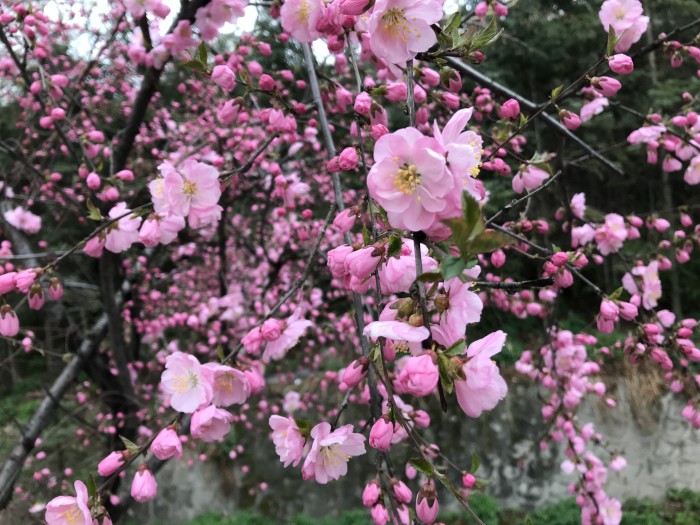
[394,164,421,195]
[381,8,413,43]
[183,180,197,196]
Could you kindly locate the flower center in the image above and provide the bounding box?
[394,164,421,195]
[298,0,310,23]
[173,371,200,393]
[61,505,84,524]
[321,444,350,466]
[382,8,411,43]
[183,180,198,196]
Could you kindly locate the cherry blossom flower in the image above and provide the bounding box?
[368,128,451,231]
[301,422,366,484]
[454,330,508,417]
[45,480,92,525]
[104,202,141,253]
[280,0,325,43]
[203,362,250,406]
[368,0,442,64]
[160,352,214,413]
[190,404,235,442]
[3,206,41,234]
[269,415,306,467]
[261,310,313,362]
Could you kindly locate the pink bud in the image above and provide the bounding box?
[131,464,157,503]
[86,172,101,190]
[98,451,128,476]
[490,249,506,268]
[369,416,394,451]
[498,99,520,120]
[362,480,381,507]
[462,472,476,488]
[338,147,359,170]
[211,65,236,92]
[608,54,634,75]
[591,76,621,97]
[560,110,581,131]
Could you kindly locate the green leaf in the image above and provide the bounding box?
[606,25,618,56]
[387,235,403,258]
[437,352,454,394]
[409,457,434,476]
[471,16,503,50]
[86,475,97,499]
[294,418,313,439]
[369,345,382,363]
[444,12,462,35]
[418,270,444,282]
[181,59,207,73]
[608,286,623,301]
[470,452,480,473]
[197,42,208,65]
[441,255,466,280]
[361,224,371,245]
[462,193,485,242]
[86,199,103,221]
[444,339,466,357]
[550,84,563,102]
[467,231,514,255]
[216,345,225,362]
[119,435,140,454]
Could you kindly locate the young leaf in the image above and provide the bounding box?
[467,231,514,256]
[409,457,434,476]
[470,451,480,473]
[606,25,618,56]
[86,199,103,221]
[387,235,403,258]
[86,475,97,499]
[441,255,466,280]
[119,435,140,455]
[197,42,208,65]
[444,339,466,357]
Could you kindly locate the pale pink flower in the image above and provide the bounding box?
[368,0,442,64]
[105,202,141,253]
[594,213,627,255]
[685,155,700,185]
[368,128,451,231]
[261,310,313,362]
[432,277,483,348]
[269,415,306,467]
[3,207,42,234]
[600,497,622,525]
[454,330,508,417]
[123,0,162,18]
[363,319,430,356]
[195,0,246,40]
[301,422,365,484]
[622,261,662,310]
[280,0,325,43]
[150,427,183,460]
[45,480,92,525]
[203,362,250,406]
[430,108,485,213]
[160,352,214,413]
[190,404,234,442]
[157,159,221,219]
[570,192,586,219]
[512,165,549,194]
[580,97,609,122]
[378,239,438,294]
[131,464,157,503]
[599,0,648,52]
[394,354,439,396]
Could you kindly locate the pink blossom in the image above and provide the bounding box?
[594,214,628,255]
[432,277,483,348]
[0,307,19,338]
[45,480,92,525]
[368,127,450,231]
[512,165,549,194]
[338,147,359,170]
[191,404,234,442]
[3,206,42,234]
[131,464,158,503]
[498,99,520,120]
[362,480,381,506]
[97,451,127,476]
[155,160,221,220]
[262,310,312,362]
[371,504,390,525]
[363,320,430,355]
[608,54,634,74]
[104,202,141,253]
[378,238,437,294]
[416,481,439,524]
[394,354,439,396]
[15,269,38,293]
[369,416,394,451]
[0,272,17,295]
[560,110,582,130]
[160,351,214,413]
[269,415,306,467]
[368,0,442,64]
[301,422,365,483]
[622,261,662,309]
[150,427,183,460]
[203,362,250,406]
[454,331,508,417]
[599,0,649,52]
[570,192,586,219]
[685,155,700,185]
[211,65,236,91]
[332,209,357,233]
[580,96,609,122]
[280,0,325,42]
